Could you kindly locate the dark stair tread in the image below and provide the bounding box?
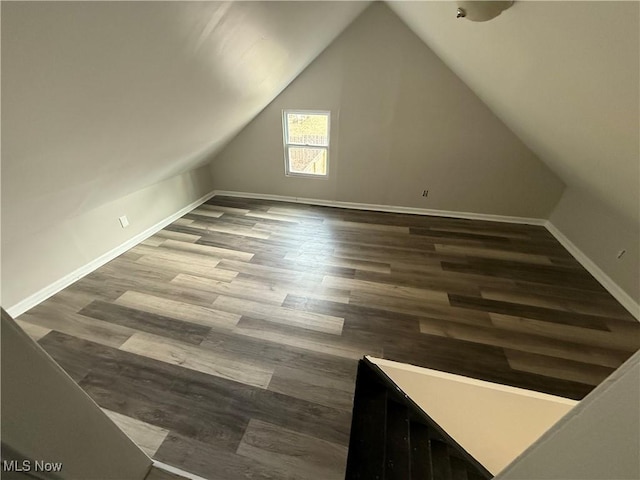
[345,362,388,479]
[467,471,490,480]
[385,399,411,479]
[450,456,470,480]
[346,359,493,480]
[430,439,453,480]
[410,421,433,480]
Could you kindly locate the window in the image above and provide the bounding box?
[283,110,330,177]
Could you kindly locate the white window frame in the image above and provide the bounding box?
[282,109,331,178]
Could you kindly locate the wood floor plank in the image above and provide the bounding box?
[284,252,392,274]
[26,195,638,479]
[37,330,100,382]
[213,295,344,335]
[418,316,628,368]
[134,255,229,281]
[155,432,301,480]
[115,291,240,330]
[190,221,271,239]
[171,218,196,226]
[142,236,168,247]
[103,408,170,457]
[233,316,376,360]
[504,350,615,386]
[383,332,593,399]
[171,273,287,305]
[230,275,350,304]
[429,225,533,240]
[190,208,224,218]
[434,243,553,265]
[19,311,132,349]
[322,275,449,304]
[245,211,302,223]
[250,253,356,278]
[145,466,195,480]
[79,300,211,345]
[482,288,634,320]
[131,244,222,268]
[236,419,348,480]
[199,203,251,215]
[349,291,494,327]
[119,332,274,389]
[448,294,611,331]
[326,219,410,234]
[489,313,639,352]
[42,331,250,449]
[267,365,355,412]
[216,258,323,284]
[443,259,604,291]
[267,206,326,219]
[15,319,52,341]
[154,230,201,243]
[161,238,254,261]
[201,328,357,384]
[82,269,222,308]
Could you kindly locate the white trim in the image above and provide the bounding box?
[212,190,547,225]
[367,356,577,405]
[545,220,639,321]
[5,190,216,318]
[151,461,209,480]
[282,109,330,178]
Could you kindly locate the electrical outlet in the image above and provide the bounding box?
[119,215,129,228]
[421,190,429,197]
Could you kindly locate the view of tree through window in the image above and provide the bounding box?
[283,111,330,176]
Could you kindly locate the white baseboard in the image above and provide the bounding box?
[545,221,639,320]
[151,461,209,480]
[5,190,216,318]
[212,190,547,225]
[9,189,637,322]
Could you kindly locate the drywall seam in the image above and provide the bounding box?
[545,220,640,321]
[212,190,547,225]
[5,190,216,318]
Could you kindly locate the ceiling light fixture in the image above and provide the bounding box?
[456,1,513,22]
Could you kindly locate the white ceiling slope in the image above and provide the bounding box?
[1,1,369,237]
[3,1,637,240]
[387,1,639,225]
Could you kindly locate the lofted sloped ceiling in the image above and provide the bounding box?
[1,1,369,241]
[3,0,638,241]
[387,1,639,225]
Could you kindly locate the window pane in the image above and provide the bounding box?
[288,147,327,175]
[286,113,329,146]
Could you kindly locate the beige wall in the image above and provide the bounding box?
[1,1,367,240]
[497,349,640,479]
[549,187,640,308]
[388,1,639,228]
[210,3,565,218]
[1,310,152,480]
[1,166,213,310]
[369,357,576,476]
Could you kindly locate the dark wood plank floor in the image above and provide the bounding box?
[17,196,640,479]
